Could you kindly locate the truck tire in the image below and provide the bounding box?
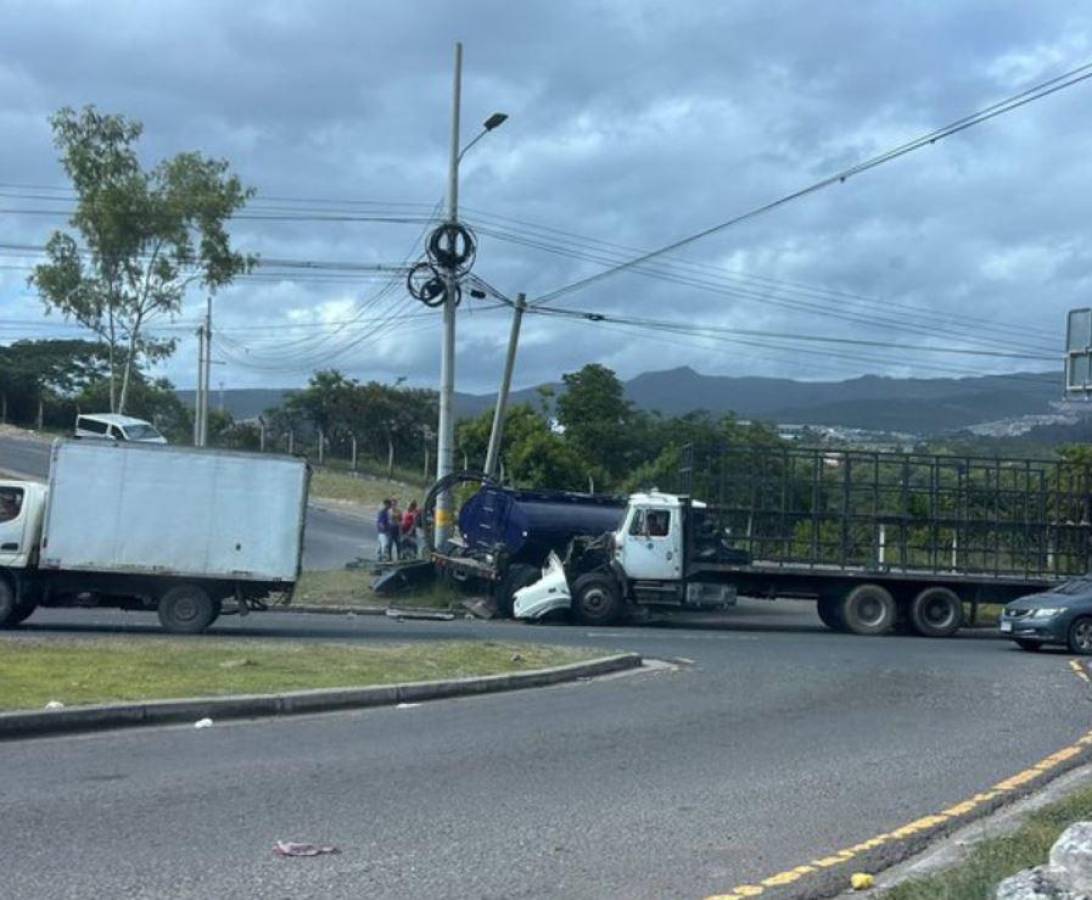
[0,576,17,627]
[496,563,541,617]
[840,584,896,635]
[816,595,845,632]
[157,585,219,634]
[909,587,962,638]
[572,572,624,626]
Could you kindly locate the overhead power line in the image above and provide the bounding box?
[533,59,1092,307]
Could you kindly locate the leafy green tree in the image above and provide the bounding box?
[30,105,255,414]
[555,363,635,484]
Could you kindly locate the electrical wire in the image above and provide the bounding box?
[533,59,1092,307]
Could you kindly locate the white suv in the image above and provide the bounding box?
[74,413,167,444]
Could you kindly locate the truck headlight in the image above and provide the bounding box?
[1029,608,1062,619]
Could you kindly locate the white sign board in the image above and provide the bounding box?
[1066,308,1092,394]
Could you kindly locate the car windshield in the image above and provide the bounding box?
[123,423,162,440]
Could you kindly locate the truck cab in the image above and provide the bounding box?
[513,491,738,624]
[0,481,46,570]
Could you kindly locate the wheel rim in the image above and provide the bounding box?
[1074,621,1092,651]
[582,588,608,614]
[173,594,200,622]
[857,595,886,627]
[923,596,955,629]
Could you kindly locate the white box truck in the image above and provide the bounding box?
[0,440,309,633]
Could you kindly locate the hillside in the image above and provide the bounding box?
[193,367,1064,435]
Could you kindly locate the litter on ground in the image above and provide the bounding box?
[193,718,214,729]
[274,841,341,858]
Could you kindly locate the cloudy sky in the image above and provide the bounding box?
[0,1,1087,395]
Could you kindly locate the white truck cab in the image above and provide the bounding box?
[513,491,735,622]
[615,491,685,581]
[0,481,47,570]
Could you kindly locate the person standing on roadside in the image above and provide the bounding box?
[413,500,427,558]
[376,498,392,561]
[402,500,419,558]
[389,497,402,561]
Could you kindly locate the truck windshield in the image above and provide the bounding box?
[123,423,163,440]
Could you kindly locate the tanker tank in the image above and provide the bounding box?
[458,486,626,567]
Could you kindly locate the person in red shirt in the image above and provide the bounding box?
[401,501,419,558]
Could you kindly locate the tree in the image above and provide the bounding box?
[556,364,636,485]
[30,105,255,414]
[0,339,109,427]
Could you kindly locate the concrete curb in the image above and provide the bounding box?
[0,652,642,741]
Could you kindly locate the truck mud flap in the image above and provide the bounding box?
[372,561,436,596]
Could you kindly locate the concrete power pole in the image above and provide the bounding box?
[193,321,205,446]
[199,297,212,447]
[484,292,526,479]
[434,41,462,546]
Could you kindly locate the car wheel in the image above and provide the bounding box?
[1015,639,1042,652]
[1068,617,1092,655]
[157,584,218,634]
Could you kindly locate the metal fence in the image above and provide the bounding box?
[679,444,1092,578]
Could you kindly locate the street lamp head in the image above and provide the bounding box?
[483,112,508,131]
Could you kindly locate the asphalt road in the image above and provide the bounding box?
[4,605,1088,899]
[0,432,371,570]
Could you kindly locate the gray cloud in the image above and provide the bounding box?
[0,0,1087,395]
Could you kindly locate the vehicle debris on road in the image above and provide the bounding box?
[273,841,341,858]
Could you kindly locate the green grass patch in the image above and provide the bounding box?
[309,466,428,508]
[882,780,1092,899]
[293,569,461,609]
[0,637,601,711]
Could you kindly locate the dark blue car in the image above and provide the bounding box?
[1001,576,1092,654]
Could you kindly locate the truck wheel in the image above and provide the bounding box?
[840,584,896,635]
[158,585,218,634]
[0,577,17,627]
[909,587,962,638]
[572,572,623,626]
[496,564,540,618]
[816,595,845,632]
[1068,617,1092,655]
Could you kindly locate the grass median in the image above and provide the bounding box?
[0,637,602,711]
[881,779,1092,899]
[294,569,460,610]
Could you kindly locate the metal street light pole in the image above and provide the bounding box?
[434,41,463,547]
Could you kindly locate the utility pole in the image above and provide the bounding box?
[193,322,205,446]
[434,41,462,546]
[484,292,526,479]
[200,297,212,447]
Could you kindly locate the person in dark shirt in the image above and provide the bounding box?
[376,498,392,561]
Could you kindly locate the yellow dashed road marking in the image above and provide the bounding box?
[703,662,1092,900]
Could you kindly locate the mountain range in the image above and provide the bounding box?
[181,367,1066,435]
